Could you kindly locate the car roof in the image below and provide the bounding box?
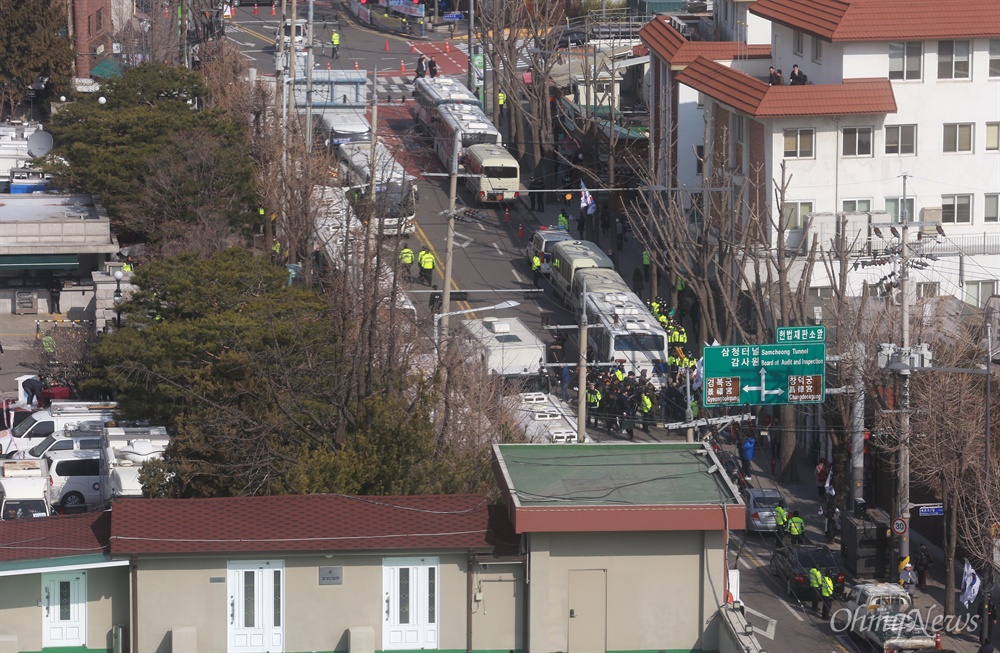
[746,488,783,498]
[45,449,102,461]
[536,228,573,241]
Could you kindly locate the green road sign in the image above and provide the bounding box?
[471,54,484,72]
[702,343,827,406]
[776,325,826,343]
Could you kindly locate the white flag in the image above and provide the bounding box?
[580,181,596,215]
[959,559,981,608]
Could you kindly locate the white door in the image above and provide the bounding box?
[227,561,284,653]
[42,571,87,649]
[382,557,439,650]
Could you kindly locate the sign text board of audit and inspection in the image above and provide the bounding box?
[703,343,827,407]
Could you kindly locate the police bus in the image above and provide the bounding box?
[583,287,669,384]
[548,240,614,305]
[335,142,417,236]
[568,268,630,312]
[431,103,501,169]
[463,143,520,205]
[412,77,482,135]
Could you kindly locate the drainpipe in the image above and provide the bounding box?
[466,550,474,653]
[130,561,139,653]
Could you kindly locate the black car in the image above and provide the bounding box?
[554,29,588,49]
[769,544,845,599]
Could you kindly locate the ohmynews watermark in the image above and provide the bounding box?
[830,606,980,636]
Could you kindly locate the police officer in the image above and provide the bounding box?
[820,573,835,618]
[399,245,414,281]
[419,248,435,285]
[639,391,653,432]
[531,253,542,288]
[774,502,788,541]
[497,90,506,117]
[331,30,341,59]
[809,565,823,611]
[642,249,651,281]
[557,210,569,230]
[585,383,602,427]
[787,510,806,544]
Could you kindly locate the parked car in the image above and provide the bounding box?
[7,433,103,460]
[769,544,845,599]
[743,488,786,534]
[552,28,588,49]
[45,450,106,509]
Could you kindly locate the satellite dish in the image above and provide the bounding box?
[27,131,53,158]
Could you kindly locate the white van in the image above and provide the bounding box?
[9,432,104,460]
[526,226,573,275]
[0,401,117,456]
[0,460,52,520]
[45,450,106,509]
[548,240,614,304]
[108,461,144,499]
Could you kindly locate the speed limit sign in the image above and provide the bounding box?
[892,518,907,535]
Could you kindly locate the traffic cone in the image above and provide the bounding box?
[326,62,331,70]
[504,207,509,223]
[445,41,450,53]
[934,634,942,650]
[271,4,276,14]
[400,59,405,72]
[253,3,258,14]
[410,42,416,53]
[384,40,390,52]
[517,224,524,239]
[354,60,359,70]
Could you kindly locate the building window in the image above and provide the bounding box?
[987,123,999,151]
[793,31,803,56]
[732,115,744,144]
[888,42,922,80]
[885,197,914,223]
[990,39,1000,78]
[941,194,972,223]
[885,125,916,155]
[843,199,872,213]
[937,40,970,79]
[695,145,704,175]
[986,194,998,223]
[943,123,973,153]
[842,127,873,156]
[812,36,823,63]
[917,282,939,299]
[95,8,103,33]
[782,201,813,229]
[966,280,997,308]
[783,128,814,158]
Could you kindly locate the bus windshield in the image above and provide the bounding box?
[462,133,498,149]
[613,333,665,352]
[484,166,519,178]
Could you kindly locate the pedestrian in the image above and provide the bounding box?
[399,245,414,281]
[415,54,426,79]
[0,338,4,371]
[122,255,135,272]
[531,253,542,288]
[529,175,545,211]
[600,209,610,237]
[497,89,506,116]
[642,249,651,281]
[23,376,44,406]
[585,382,601,427]
[639,391,653,432]
[740,431,757,479]
[809,566,823,611]
[816,458,830,499]
[978,638,994,653]
[616,218,625,249]
[774,502,788,541]
[823,494,840,544]
[331,30,341,59]
[557,209,569,230]
[899,563,916,596]
[821,573,835,619]
[631,267,644,298]
[48,277,62,314]
[789,64,807,85]
[560,365,572,403]
[768,66,780,85]
[914,543,931,590]
[787,510,806,544]
[775,69,784,85]
[428,57,438,78]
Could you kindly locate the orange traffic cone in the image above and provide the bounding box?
[271,4,276,14]
[354,60,359,70]
[253,3,258,14]
[445,41,450,53]
[504,207,510,223]
[384,40,390,52]
[517,224,524,238]
[326,62,331,70]
[410,42,416,53]
[400,59,405,72]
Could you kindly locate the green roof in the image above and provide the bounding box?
[90,58,123,79]
[496,442,741,508]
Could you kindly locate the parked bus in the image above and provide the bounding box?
[336,142,417,236]
[583,287,668,383]
[463,143,520,205]
[568,267,630,311]
[316,108,372,150]
[548,240,614,304]
[431,103,501,169]
[412,77,482,135]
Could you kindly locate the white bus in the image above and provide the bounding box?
[569,267,630,311]
[431,103,501,169]
[548,240,614,304]
[583,287,669,384]
[336,142,417,236]
[463,143,520,205]
[412,77,482,135]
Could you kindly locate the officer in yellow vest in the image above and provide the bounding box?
[331,31,341,59]
[418,247,435,286]
[642,249,651,281]
[497,90,506,116]
[531,254,542,288]
[820,573,835,618]
[787,510,806,545]
[585,383,602,427]
[640,392,653,432]
[809,566,823,611]
[774,503,788,540]
[399,246,414,281]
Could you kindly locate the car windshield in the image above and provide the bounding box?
[3,500,49,519]
[797,548,837,568]
[28,435,57,457]
[754,496,783,508]
[11,414,38,438]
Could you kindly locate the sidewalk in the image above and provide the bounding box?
[736,442,997,651]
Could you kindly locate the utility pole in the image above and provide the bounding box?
[577,279,589,443]
[439,130,462,347]
[898,172,912,565]
[369,69,379,199]
[466,0,476,94]
[286,0,298,135]
[305,0,315,153]
[851,343,866,506]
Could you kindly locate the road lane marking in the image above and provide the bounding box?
[412,220,471,313]
[512,270,523,283]
[492,243,503,256]
[738,557,752,570]
[833,634,855,652]
[476,222,485,231]
[453,232,473,249]
[743,606,777,640]
[778,598,805,621]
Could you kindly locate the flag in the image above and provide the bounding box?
[959,559,980,608]
[580,181,596,215]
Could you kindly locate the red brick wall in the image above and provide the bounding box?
[71,0,113,79]
[748,120,767,224]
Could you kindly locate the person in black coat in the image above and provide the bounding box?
[789,64,807,85]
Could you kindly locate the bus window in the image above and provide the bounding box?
[484,166,519,178]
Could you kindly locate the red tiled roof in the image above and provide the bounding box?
[110,494,498,555]
[675,57,897,117]
[640,17,770,67]
[0,512,110,563]
[750,0,1000,41]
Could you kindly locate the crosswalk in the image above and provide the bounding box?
[370,75,413,101]
[452,42,532,72]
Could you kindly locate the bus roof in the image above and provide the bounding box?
[438,104,498,135]
[573,268,631,295]
[338,141,415,186]
[551,240,613,268]
[414,77,482,108]
[465,143,516,162]
[585,289,663,335]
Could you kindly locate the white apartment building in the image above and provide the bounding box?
[644,0,1000,307]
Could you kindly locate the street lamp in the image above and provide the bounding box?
[433,300,520,349]
[112,269,124,327]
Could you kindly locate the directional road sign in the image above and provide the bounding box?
[918,505,944,517]
[703,343,826,407]
[776,325,826,343]
[444,11,464,20]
